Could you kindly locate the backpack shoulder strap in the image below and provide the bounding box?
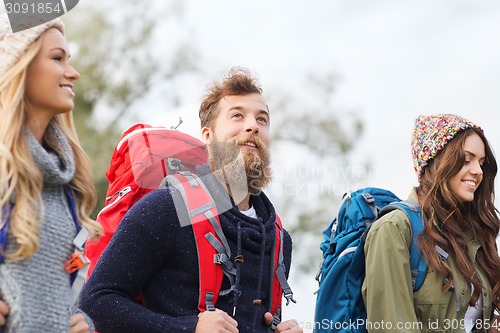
[162,174,295,317]
[269,215,296,331]
[1,187,88,301]
[377,200,427,291]
[63,185,91,303]
[164,172,236,312]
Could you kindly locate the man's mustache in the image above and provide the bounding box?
[227,134,266,152]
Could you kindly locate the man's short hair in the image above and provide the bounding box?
[199,67,263,129]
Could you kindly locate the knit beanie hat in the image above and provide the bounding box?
[411,114,481,179]
[0,14,64,78]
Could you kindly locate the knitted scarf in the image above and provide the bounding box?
[0,122,92,332]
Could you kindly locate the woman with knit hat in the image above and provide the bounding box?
[0,14,102,332]
[362,114,500,333]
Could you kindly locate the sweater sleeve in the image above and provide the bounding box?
[361,210,422,333]
[70,307,95,333]
[79,189,198,333]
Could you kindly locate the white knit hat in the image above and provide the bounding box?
[0,14,65,78]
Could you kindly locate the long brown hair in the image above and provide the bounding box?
[416,128,500,309]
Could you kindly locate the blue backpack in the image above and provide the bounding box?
[314,188,426,333]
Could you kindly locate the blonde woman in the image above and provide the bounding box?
[0,15,102,332]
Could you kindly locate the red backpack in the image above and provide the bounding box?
[85,123,294,326]
[85,123,207,276]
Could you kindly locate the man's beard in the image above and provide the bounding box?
[209,134,272,196]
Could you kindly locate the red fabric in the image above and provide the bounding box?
[172,173,224,311]
[271,216,284,315]
[85,122,284,317]
[175,173,284,313]
[85,124,207,277]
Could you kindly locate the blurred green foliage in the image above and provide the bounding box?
[64,0,199,216]
[63,0,366,274]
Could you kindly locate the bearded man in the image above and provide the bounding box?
[80,68,302,333]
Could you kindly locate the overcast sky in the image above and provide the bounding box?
[171,2,500,329]
[110,1,500,329]
[177,0,500,194]
[146,0,500,199]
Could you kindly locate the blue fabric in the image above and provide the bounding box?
[65,185,80,232]
[0,186,80,266]
[1,187,81,283]
[80,164,293,333]
[64,185,82,285]
[386,201,425,291]
[314,188,425,333]
[0,203,13,263]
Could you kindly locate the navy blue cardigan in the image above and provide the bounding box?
[80,165,293,333]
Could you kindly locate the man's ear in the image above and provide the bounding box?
[201,126,213,144]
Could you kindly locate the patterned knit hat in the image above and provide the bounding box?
[411,114,481,179]
[0,14,64,78]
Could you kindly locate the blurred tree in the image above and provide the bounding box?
[268,73,366,274]
[271,73,363,156]
[63,0,200,216]
[63,0,367,276]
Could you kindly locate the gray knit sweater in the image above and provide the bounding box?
[0,123,93,332]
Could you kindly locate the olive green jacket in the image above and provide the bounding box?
[362,190,494,333]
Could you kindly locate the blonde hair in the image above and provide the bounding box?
[0,31,102,260]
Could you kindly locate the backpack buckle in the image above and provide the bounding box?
[269,306,281,331]
[205,291,216,311]
[64,252,90,273]
[167,158,183,175]
[361,193,374,204]
[283,290,297,306]
[214,253,229,265]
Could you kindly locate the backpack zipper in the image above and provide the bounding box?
[97,186,132,217]
[116,127,170,151]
